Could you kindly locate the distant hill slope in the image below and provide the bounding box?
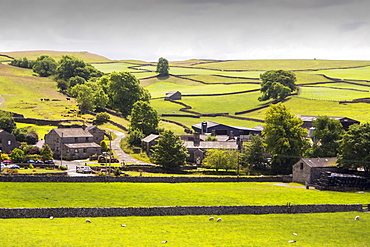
[0,50,112,63]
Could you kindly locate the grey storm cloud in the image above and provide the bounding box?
[1,0,370,61]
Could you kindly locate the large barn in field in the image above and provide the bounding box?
[192,121,263,138]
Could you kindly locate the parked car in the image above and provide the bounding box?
[44,160,55,164]
[27,160,35,164]
[35,160,44,164]
[0,163,5,171]
[3,160,12,165]
[76,166,92,173]
[8,164,20,169]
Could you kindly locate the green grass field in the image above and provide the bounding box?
[1,182,369,208]
[0,212,369,247]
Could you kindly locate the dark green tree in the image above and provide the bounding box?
[203,149,239,172]
[56,55,102,81]
[337,123,370,172]
[106,71,151,117]
[126,129,145,147]
[32,55,57,77]
[100,140,109,152]
[94,112,110,125]
[259,70,297,101]
[0,111,16,133]
[150,130,188,170]
[40,144,53,161]
[156,57,169,77]
[69,76,86,88]
[263,103,308,174]
[130,101,159,136]
[242,134,268,173]
[307,116,344,158]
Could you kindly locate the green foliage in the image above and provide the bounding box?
[205,135,217,141]
[105,71,151,117]
[202,149,239,172]
[59,165,68,170]
[68,76,86,88]
[100,140,109,152]
[69,84,95,112]
[263,103,308,174]
[307,116,344,158]
[150,130,188,170]
[156,57,170,76]
[9,57,35,69]
[242,134,268,173]
[259,70,297,101]
[25,132,38,145]
[130,101,159,135]
[40,144,53,161]
[32,55,57,77]
[0,111,16,133]
[126,129,145,147]
[28,164,34,169]
[95,112,110,125]
[56,55,103,81]
[114,167,121,176]
[10,148,25,163]
[337,123,370,172]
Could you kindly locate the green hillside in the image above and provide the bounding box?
[1,54,370,134]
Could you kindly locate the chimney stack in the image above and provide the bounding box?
[193,132,200,146]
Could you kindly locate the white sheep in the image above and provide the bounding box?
[161,240,167,244]
[120,224,127,227]
[49,216,54,220]
[86,219,92,223]
[354,216,360,220]
[217,218,222,222]
[209,217,214,221]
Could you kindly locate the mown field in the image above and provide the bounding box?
[1,182,369,208]
[1,212,369,247]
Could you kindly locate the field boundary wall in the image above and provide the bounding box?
[0,204,363,219]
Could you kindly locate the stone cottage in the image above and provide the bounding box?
[0,129,19,153]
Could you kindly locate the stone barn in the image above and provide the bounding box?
[165,91,182,101]
[192,121,263,138]
[297,115,359,131]
[292,158,343,185]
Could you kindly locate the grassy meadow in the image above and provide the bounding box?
[1,182,370,208]
[1,212,369,247]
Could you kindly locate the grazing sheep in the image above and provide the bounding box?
[354,216,360,220]
[120,224,127,227]
[161,240,167,244]
[217,218,222,222]
[209,217,214,221]
[49,216,54,220]
[292,233,298,236]
[288,240,296,243]
[86,219,92,223]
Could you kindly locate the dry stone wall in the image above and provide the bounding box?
[0,204,363,219]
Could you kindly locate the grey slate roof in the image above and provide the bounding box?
[301,158,338,168]
[53,128,93,138]
[184,141,238,149]
[64,142,101,148]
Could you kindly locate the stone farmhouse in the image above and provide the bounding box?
[292,157,343,185]
[45,126,105,159]
[0,129,19,153]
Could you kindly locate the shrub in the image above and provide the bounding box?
[94,112,110,125]
[29,164,34,169]
[59,165,68,171]
[114,168,121,176]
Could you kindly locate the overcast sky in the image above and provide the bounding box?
[1,0,369,61]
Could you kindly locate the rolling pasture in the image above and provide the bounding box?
[1,212,369,247]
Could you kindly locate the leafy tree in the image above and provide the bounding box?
[10,148,25,163]
[259,70,297,101]
[56,55,102,81]
[94,112,110,125]
[150,130,188,170]
[106,71,151,117]
[25,132,38,145]
[156,57,169,77]
[69,76,86,88]
[100,140,109,152]
[203,149,239,172]
[69,84,95,112]
[242,134,268,173]
[307,116,344,158]
[32,55,57,77]
[263,103,308,174]
[126,129,145,147]
[130,101,159,136]
[337,123,370,172]
[40,144,53,161]
[0,111,16,133]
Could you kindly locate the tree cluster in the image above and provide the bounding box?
[259,70,297,101]
[156,57,169,77]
